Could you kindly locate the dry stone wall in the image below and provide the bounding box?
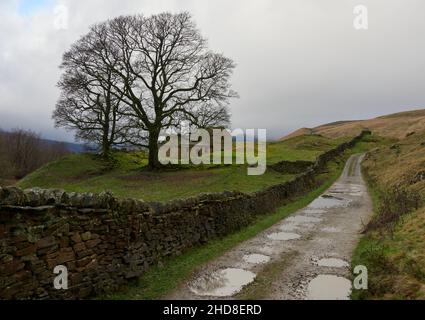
[0,131,370,299]
[268,160,315,174]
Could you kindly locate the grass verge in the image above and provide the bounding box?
[235,251,297,300]
[351,142,425,300]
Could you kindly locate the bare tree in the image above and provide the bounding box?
[53,57,146,158]
[59,12,237,169]
[0,129,70,179]
[0,132,13,182]
[191,104,231,129]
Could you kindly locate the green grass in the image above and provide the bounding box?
[351,173,386,300]
[351,136,425,300]
[350,138,396,300]
[101,154,350,300]
[18,154,294,202]
[266,135,351,164]
[350,177,421,300]
[235,251,297,300]
[18,134,350,202]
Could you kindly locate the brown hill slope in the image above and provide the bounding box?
[354,131,425,299]
[281,109,425,140]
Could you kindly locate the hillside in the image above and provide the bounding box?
[281,109,425,141]
[41,138,85,153]
[353,131,425,299]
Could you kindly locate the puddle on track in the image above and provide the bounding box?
[286,216,322,224]
[316,258,349,268]
[190,268,256,297]
[347,185,364,196]
[348,192,362,196]
[243,253,271,264]
[308,195,349,209]
[303,213,323,219]
[321,226,341,233]
[268,232,301,241]
[306,275,352,300]
[279,223,298,231]
[303,209,326,214]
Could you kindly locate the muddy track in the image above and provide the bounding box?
[167,154,373,300]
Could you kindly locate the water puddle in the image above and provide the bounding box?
[286,216,322,224]
[279,223,298,231]
[349,184,362,191]
[316,258,349,268]
[322,194,343,199]
[243,253,270,264]
[348,193,361,197]
[190,268,256,297]
[306,275,352,300]
[347,185,363,196]
[268,232,301,241]
[303,208,326,214]
[308,195,348,209]
[305,213,323,219]
[330,183,347,191]
[321,226,341,233]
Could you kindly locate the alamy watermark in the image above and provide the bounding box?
[53,4,69,30]
[353,265,368,290]
[353,5,368,30]
[53,265,68,290]
[158,128,267,176]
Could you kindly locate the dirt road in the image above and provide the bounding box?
[167,154,373,300]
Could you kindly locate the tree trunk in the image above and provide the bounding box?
[148,129,161,170]
[101,139,111,159]
[101,123,111,159]
[101,104,111,159]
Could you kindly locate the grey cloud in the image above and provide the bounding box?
[0,0,424,141]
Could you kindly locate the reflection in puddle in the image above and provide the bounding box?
[321,226,341,233]
[348,192,362,196]
[306,275,352,300]
[303,209,326,214]
[279,223,298,231]
[286,216,322,224]
[308,195,348,209]
[190,268,256,297]
[243,253,270,264]
[347,184,363,196]
[322,194,343,199]
[317,258,349,268]
[268,232,301,241]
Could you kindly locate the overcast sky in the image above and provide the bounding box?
[1,0,425,142]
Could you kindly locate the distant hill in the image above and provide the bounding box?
[280,109,425,141]
[41,139,85,153]
[0,129,85,154]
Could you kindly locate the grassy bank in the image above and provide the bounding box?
[352,132,425,299]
